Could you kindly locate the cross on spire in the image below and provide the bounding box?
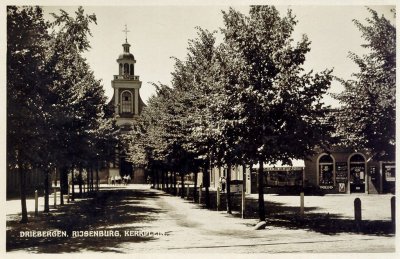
[123,24,130,43]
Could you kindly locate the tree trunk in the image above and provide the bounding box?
[161,169,165,191]
[203,166,210,208]
[54,168,58,186]
[226,164,232,214]
[155,169,159,189]
[173,171,177,195]
[60,166,68,205]
[78,167,83,196]
[242,164,246,219]
[86,167,90,193]
[180,172,185,198]
[96,166,99,191]
[166,171,170,193]
[71,168,75,201]
[151,170,155,188]
[90,167,94,192]
[18,164,28,223]
[258,160,266,221]
[44,167,50,212]
[193,171,198,202]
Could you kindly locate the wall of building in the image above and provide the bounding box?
[7,168,51,199]
[304,148,395,194]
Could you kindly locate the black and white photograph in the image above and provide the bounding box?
[3,0,397,257]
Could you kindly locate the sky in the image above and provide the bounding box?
[41,4,396,107]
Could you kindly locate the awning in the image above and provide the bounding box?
[252,159,305,169]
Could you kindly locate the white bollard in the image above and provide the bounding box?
[199,186,202,204]
[241,185,245,219]
[300,192,304,217]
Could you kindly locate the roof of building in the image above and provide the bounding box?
[118,52,135,60]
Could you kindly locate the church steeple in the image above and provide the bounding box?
[116,25,136,78]
[111,24,144,127]
[109,25,147,184]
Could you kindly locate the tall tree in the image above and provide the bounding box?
[171,28,218,206]
[7,6,51,222]
[217,6,334,221]
[334,8,396,160]
[46,7,98,199]
[7,6,110,220]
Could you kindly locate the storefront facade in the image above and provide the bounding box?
[304,148,395,194]
[207,150,395,195]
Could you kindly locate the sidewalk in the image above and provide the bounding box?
[6,184,396,253]
[7,186,394,221]
[248,193,394,221]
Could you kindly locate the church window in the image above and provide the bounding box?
[121,91,133,113]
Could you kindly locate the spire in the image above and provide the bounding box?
[123,24,130,43]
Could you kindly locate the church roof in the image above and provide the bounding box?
[118,52,135,60]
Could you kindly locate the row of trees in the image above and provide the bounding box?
[7,5,394,224]
[127,6,395,221]
[7,6,118,223]
[127,6,337,221]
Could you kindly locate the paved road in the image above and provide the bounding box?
[6,185,396,253]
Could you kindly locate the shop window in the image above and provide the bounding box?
[319,155,334,186]
[265,169,303,187]
[382,162,395,193]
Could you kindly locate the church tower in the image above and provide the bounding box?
[111,26,145,128]
[108,26,146,184]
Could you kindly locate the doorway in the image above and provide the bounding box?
[349,154,366,193]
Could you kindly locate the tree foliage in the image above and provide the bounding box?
[7,6,117,222]
[127,6,335,220]
[334,8,396,160]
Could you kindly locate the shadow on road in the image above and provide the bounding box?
[7,188,165,253]
[168,187,395,237]
[225,193,395,236]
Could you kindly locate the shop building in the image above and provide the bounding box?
[207,150,395,195]
[304,148,395,194]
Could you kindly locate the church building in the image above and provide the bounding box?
[107,27,146,184]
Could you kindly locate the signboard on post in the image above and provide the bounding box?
[338,182,346,193]
[230,180,243,193]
